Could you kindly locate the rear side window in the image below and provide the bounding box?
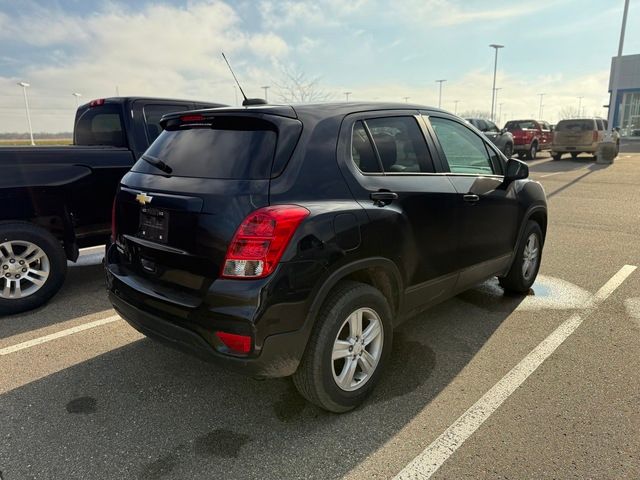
[133,117,277,179]
[430,117,495,175]
[350,116,435,174]
[74,105,125,147]
[596,119,605,130]
[143,104,191,144]
[556,119,595,132]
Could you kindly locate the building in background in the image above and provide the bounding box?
[608,53,640,138]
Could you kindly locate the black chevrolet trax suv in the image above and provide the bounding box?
[106,103,547,412]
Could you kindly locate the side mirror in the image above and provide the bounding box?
[504,158,529,184]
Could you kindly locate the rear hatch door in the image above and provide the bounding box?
[554,119,595,146]
[114,112,301,297]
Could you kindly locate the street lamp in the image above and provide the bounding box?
[538,93,545,119]
[261,86,270,102]
[344,91,352,101]
[489,44,504,122]
[17,81,34,146]
[436,79,446,108]
[403,96,410,103]
[493,87,502,119]
[72,92,82,107]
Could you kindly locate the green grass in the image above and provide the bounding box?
[0,139,72,146]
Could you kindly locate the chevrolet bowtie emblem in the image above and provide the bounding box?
[135,192,153,205]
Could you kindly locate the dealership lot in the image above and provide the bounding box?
[1,153,639,479]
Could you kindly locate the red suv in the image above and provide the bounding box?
[504,119,553,159]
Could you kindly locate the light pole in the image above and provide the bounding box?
[17,81,35,146]
[436,79,446,108]
[577,96,583,117]
[498,102,504,125]
[493,87,502,119]
[403,96,410,103]
[538,93,545,118]
[454,100,459,114]
[261,86,270,102]
[489,44,504,121]
[344,91,352,101]
[72,92,82,107]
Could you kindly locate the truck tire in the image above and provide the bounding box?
[0,222,67,315]
[292,281,393,413]
[552,153,563,161]
[528,142,538,160]
[499,221,543,294]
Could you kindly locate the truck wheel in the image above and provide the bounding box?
[503,143,513,158]
[528,143,538,160]
[571,152,579,159]
[552,153,563,161]
[292,281,393,413]
[0,222,67,315]
[499,221,543,294]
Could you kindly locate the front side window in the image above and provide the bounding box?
[350,116,434,174]
[429,117,495,175]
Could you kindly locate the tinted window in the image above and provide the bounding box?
[133,118,277,179]
[350,117,435,174]
[505,120,537,130]
[366,117,434,173]
[596,119,605,130]
[430,117,494,175]
[556,119,595,132]
[143,104,191,143]
[351,121,382,173]
[484,120,499,132]
[74,105,125,147]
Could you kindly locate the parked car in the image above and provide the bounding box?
[504,119,553,159]
[465,118,514,157]
[551,118,619,160]
[105,103,548,412]
[0,96,223,315]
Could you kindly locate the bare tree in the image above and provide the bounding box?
[459,110,492,119]
[558,106,581,119]
[274,66,333,103]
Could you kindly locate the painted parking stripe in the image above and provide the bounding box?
[537,165,591,178]
[0,315,121,356]
[394,264,637,480]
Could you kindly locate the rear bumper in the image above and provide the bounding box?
[551,143,597,153]
[104,244,314,378]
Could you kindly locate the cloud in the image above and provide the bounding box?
[258,0,369,29]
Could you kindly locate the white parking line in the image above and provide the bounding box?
[394,264,637,480]
[0,315,121,356]
[537,165,591,178]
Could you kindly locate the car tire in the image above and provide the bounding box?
[0,222,67,316]
[499,221,543,295]
[503,143,513,158]
[528,143,538,160]
[552,153,563,161]
[292,281,393,413]
[571,152,579,159]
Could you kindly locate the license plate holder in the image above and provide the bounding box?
[138,207,169,243]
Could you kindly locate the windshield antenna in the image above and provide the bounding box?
[221,52,267,106]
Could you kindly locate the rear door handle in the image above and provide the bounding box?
[463,194,480,203]
[370,190,398,207]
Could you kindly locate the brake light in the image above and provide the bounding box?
[89,98,105,107]
[222,205,310,278]
[180,114,205,122]
[215,331,252,354]
[111,198,117,241]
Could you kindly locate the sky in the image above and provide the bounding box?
[0,0,638,133]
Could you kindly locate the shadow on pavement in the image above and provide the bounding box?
[0,283,526,480]
[0,259,111,339]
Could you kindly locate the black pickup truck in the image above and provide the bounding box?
[0,96,223,315]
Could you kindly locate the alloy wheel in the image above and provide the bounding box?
[0,240,50,299]
[521,233,539,281]
[331,307,384,392]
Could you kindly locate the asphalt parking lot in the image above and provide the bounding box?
[1,152,639,480]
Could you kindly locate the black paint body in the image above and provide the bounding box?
[105,103,548,378]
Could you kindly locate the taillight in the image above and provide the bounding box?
[180,114,205,122]
[222,205,310,279]
[215,331,252,354]
[111,198,117,242]
[592,131,598,142]
[90,98,105,107]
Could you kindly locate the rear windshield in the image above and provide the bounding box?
[556,119,595,132]
[505,120,537,130]
[132,117,277,179]
[74,104,126,147]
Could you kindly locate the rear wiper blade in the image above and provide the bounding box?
[141,154,172,174]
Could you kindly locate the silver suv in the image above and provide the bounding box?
[466,118,515,157]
